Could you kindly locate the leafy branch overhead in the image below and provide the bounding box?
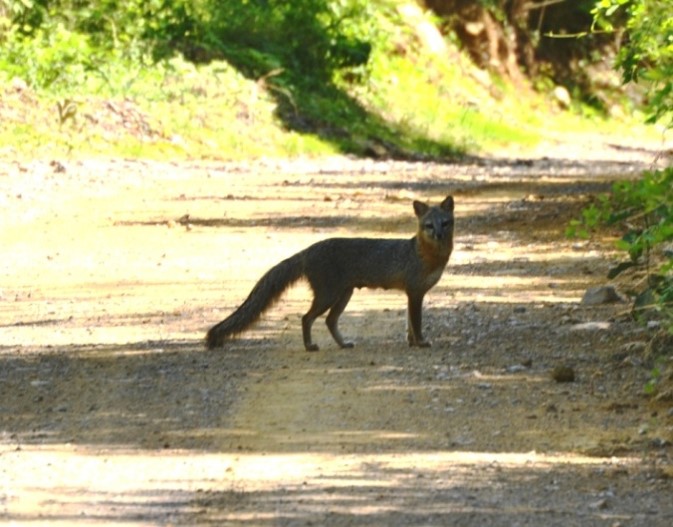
[593,0,673,127]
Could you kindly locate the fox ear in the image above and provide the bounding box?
[440,195,454,213]
[413,200,429,218]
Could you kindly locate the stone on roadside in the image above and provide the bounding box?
[570,321,611,331]
[552,85,571,108]
[581,285,625,306]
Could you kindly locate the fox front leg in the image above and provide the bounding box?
[406,293,431,348]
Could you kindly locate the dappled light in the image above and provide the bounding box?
[1,445,639,525]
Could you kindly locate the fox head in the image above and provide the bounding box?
[414,196,453,245]
[413,195,454,250]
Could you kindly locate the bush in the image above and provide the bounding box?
[570,167,673,309]
[570,4,673,401]
[577,1,673,330]
[0,21,92,89]
[593,0,673,127]
[0,0,373,90]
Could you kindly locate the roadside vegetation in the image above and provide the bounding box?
[0,0,658,160]
[569,0,673,398]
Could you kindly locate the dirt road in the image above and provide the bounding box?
[1,144,672,525]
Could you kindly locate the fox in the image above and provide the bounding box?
[206,195,454,351]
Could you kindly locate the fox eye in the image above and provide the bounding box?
[441,219,452,228]
[424,221,434,231]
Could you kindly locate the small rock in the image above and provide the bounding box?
[589,498,610,510]
[552,85,571,108]
[647,320,661,330]
[581,285,625,305]
[570,321,611,331]
[11,77,28,92]
[50,160,66,174]
[559,315,579,325]
[551,365,576,383]
[650,437,671,448]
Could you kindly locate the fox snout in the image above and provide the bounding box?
[426,218,453,242]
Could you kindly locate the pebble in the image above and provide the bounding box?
[589,498,610,510]
[570,321,611,331]
[581,285,625,305]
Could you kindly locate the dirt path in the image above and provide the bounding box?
[1,142,672,525]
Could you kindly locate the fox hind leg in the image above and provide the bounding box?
[302,287,354,351]
[326,288,354,349]
[302,290,335,351]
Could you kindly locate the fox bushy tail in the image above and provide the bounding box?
[206,252,305,349]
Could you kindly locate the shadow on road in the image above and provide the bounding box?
[2,160,671,525]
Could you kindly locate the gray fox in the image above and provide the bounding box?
[206,195,454,351]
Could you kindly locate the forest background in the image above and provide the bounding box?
[1,0,668,159]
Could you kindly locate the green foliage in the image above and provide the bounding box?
[144,0,376,86]
[578,1,673,334]
[0,0,624,160]
[0,20,93,89]
[567,4,673,402]
[0,0,375,88]
[0,1,396,153]
[609,169,673,262]
[643,362,662,395]
[566,198,610,239]
[0,0,162,91]
[0,0,473,158]
[570,167,673,329]
[593,0,673,127]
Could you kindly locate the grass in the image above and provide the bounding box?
[0,5,660,162]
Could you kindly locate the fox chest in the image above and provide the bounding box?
[422,265,444,289]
